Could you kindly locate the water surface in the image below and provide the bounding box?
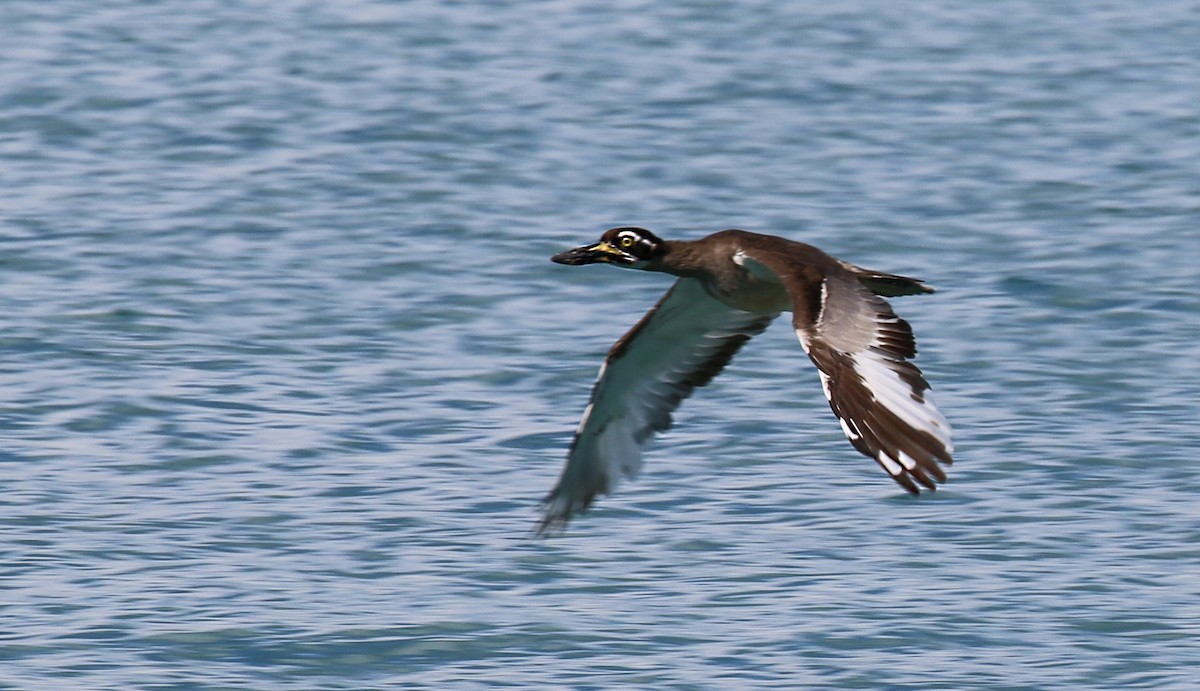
[2,1,1199,688]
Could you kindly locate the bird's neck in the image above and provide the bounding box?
[642,239,707,279]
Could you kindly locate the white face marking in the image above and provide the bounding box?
[616,230,640,247]
[606,230,661,270]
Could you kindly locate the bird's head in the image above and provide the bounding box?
[551,227,664,269]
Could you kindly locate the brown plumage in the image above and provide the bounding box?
[540,227,953,535]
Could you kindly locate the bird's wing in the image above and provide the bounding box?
[739,251,953,493]
[540,277,777,534]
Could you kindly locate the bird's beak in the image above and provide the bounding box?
[550,241,633,266]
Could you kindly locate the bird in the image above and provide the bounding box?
[539,227,953,535]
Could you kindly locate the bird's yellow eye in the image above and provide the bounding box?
[620,235,635,248]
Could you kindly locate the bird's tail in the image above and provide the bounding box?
[844,262,936,297]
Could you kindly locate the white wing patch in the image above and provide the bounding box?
[876,450,904,476]
[849,345,953,455]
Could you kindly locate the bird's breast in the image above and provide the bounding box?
[705,277,791,314]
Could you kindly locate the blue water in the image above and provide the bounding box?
[3,1,1199,688]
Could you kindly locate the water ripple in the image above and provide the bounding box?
[3,0,1200,688]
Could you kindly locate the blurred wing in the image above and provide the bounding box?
[740,250,952,493]
[540,278,777,534]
